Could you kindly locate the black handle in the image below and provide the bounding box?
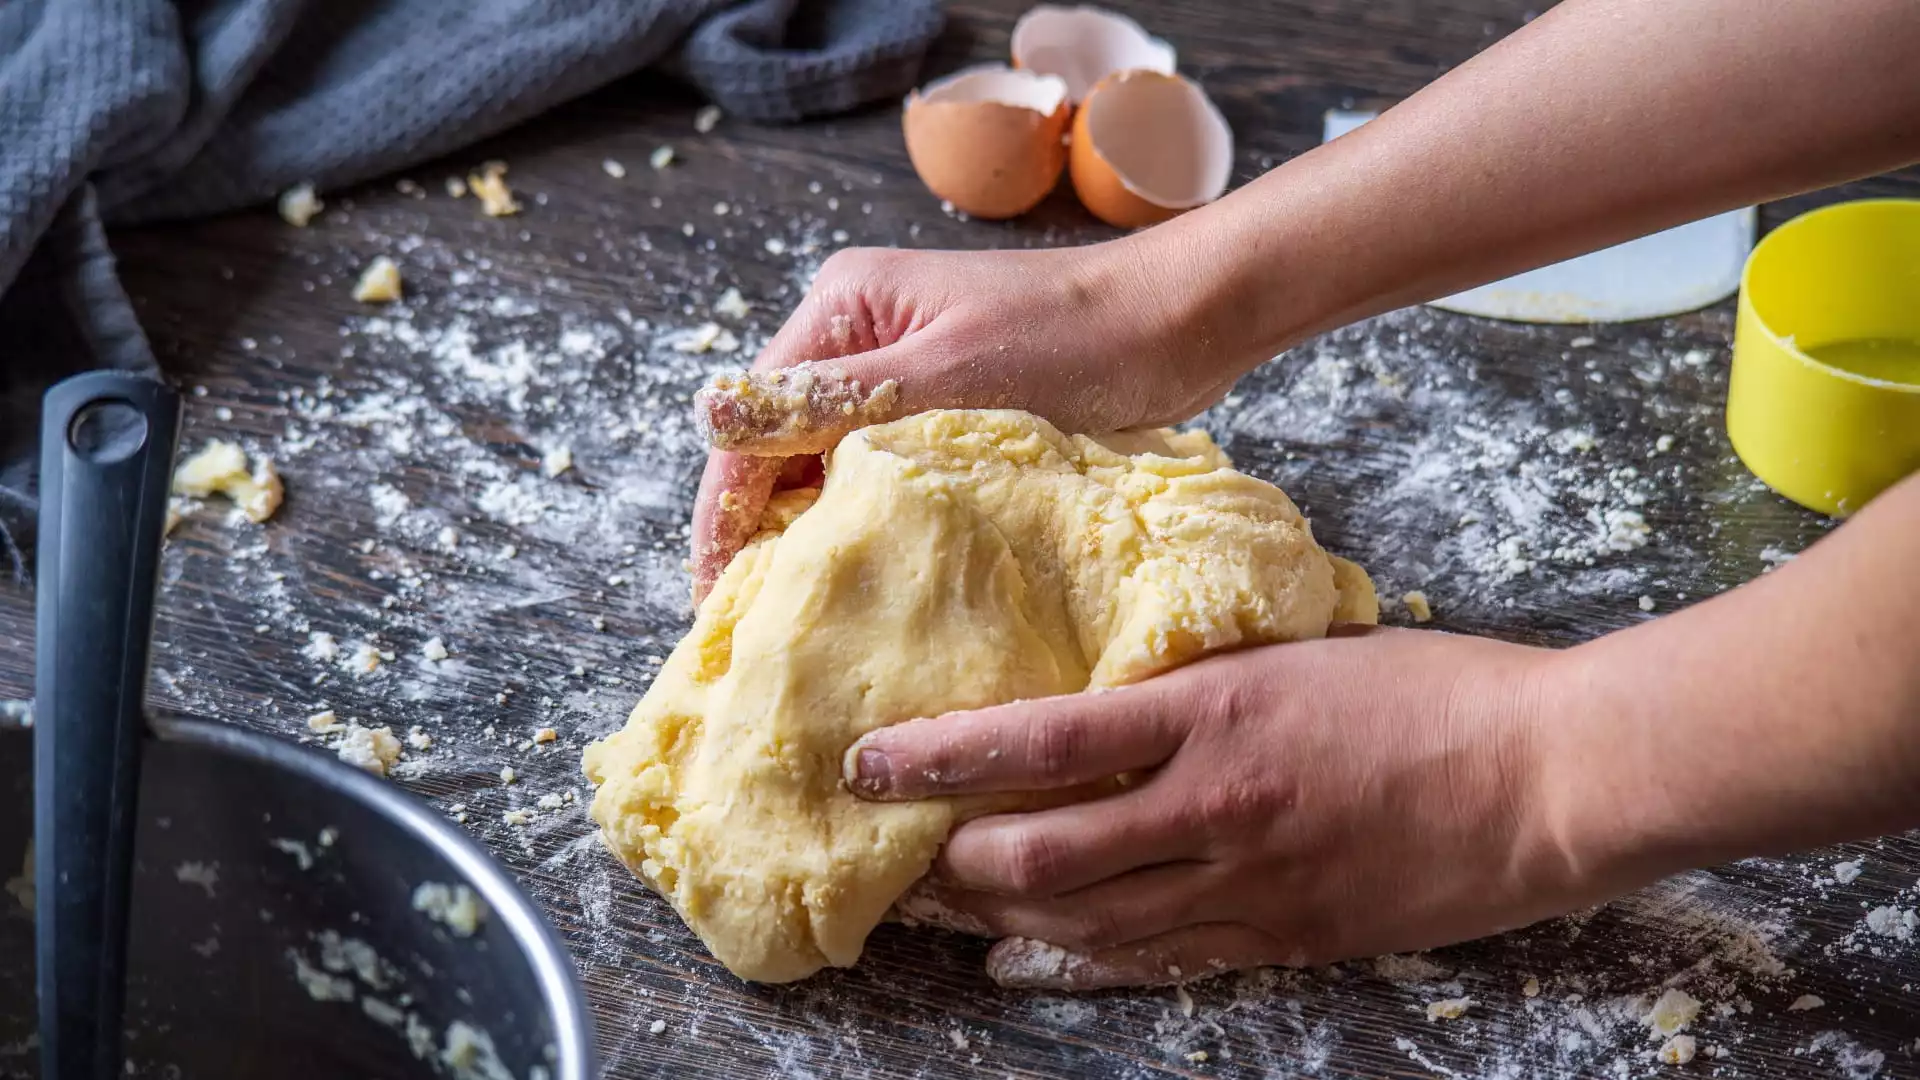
[34,372,180,1080]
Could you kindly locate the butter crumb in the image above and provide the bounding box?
[1657,1035,1697,1064]
[334,724,401,776]
[278,182,323,227]
[468,162,521,217]
[352,256,403,304]
[1643,988,1702,1038]
[172,441,284,523]
[1402,590,1433,623]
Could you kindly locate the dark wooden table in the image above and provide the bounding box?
[5,1,1919,1076]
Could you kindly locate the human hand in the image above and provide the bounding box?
[843,627,1628,990]
[687,238,1252,601]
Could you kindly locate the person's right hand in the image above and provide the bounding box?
[686,238,1251,602]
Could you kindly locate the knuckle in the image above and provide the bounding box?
[1026,716,1086,784]
[1061,905,1130,950]
[819,246,893,285]
[996,829,1065,897]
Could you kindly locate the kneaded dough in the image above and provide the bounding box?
[582,409,1375,983]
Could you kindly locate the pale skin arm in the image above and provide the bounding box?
[683,0,1920,987]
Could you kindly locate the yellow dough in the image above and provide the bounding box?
[582,409,1375,983]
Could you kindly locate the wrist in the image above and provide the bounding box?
[1095,211,1301,395]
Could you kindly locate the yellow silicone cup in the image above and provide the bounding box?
[1727,199,1920,517]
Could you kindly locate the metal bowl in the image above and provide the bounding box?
[0,713,595,1079]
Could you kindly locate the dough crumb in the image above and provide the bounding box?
[1643,988,1702,1038]
[407,727,434,751]
[1402,590,1434,623]
[270,837,314,870]
[334,724,402,776]
[175,861,219,897]
[672,322,739,355]
[345,641,384,677]
[1832,858,1864,884]
[1426,997,1472,1021]
[763,237,787,256]
[1655,434,1675,453]
[441,1021,510,1077]
[540,446,573,479]
[1657,1034,1697,1065]
[445,176,468,198]
[1787,994,1825,1011]
[422,637,450,662]
[290,949,355,1002]
[1184,1050,1209,1064]
[648,1019,667,1035]
[503,808,534,826]
[601,158,626,179]
[307,709,344,734]
[537,793,565,810]
[352,256,403,304]
[304,631,341,662]
[694,105,722,133]
[468,161,521,217]
[650,145,675,170]
[533,727,558,745]
[714,286,751,320]
[1603,508,1651,552]
[1522,975,1541,998]
[172,440,284,523]
[499,766,518,785]
[278,182,324,227]
[1637,595,1656,612]
[412,881,488,937]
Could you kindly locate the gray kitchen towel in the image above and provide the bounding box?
[0,0,944,579]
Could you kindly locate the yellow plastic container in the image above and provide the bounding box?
[1727,199,1920,516]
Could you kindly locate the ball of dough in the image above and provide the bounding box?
[582,409,1375,982]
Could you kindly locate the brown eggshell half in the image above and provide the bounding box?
[1070,70,1233,230]
[902,66,1072,220]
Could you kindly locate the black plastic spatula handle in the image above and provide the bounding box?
[35,372,181,1080]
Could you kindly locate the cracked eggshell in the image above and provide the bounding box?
[1011,5,1177,104]
[902,65,1072,220]
[1070,70,1232,229]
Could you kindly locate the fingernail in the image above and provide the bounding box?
[847,745,893,797]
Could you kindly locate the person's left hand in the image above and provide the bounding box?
[844,626,1625,990]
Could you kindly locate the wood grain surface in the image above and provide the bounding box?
[3,1,1919,1077]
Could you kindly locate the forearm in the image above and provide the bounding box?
[1134,0,1920,373]
[1544,473,1920,884]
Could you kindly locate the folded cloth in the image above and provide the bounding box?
[0,0,943,579]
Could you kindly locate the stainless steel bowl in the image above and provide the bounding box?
[0,713,596,1079]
